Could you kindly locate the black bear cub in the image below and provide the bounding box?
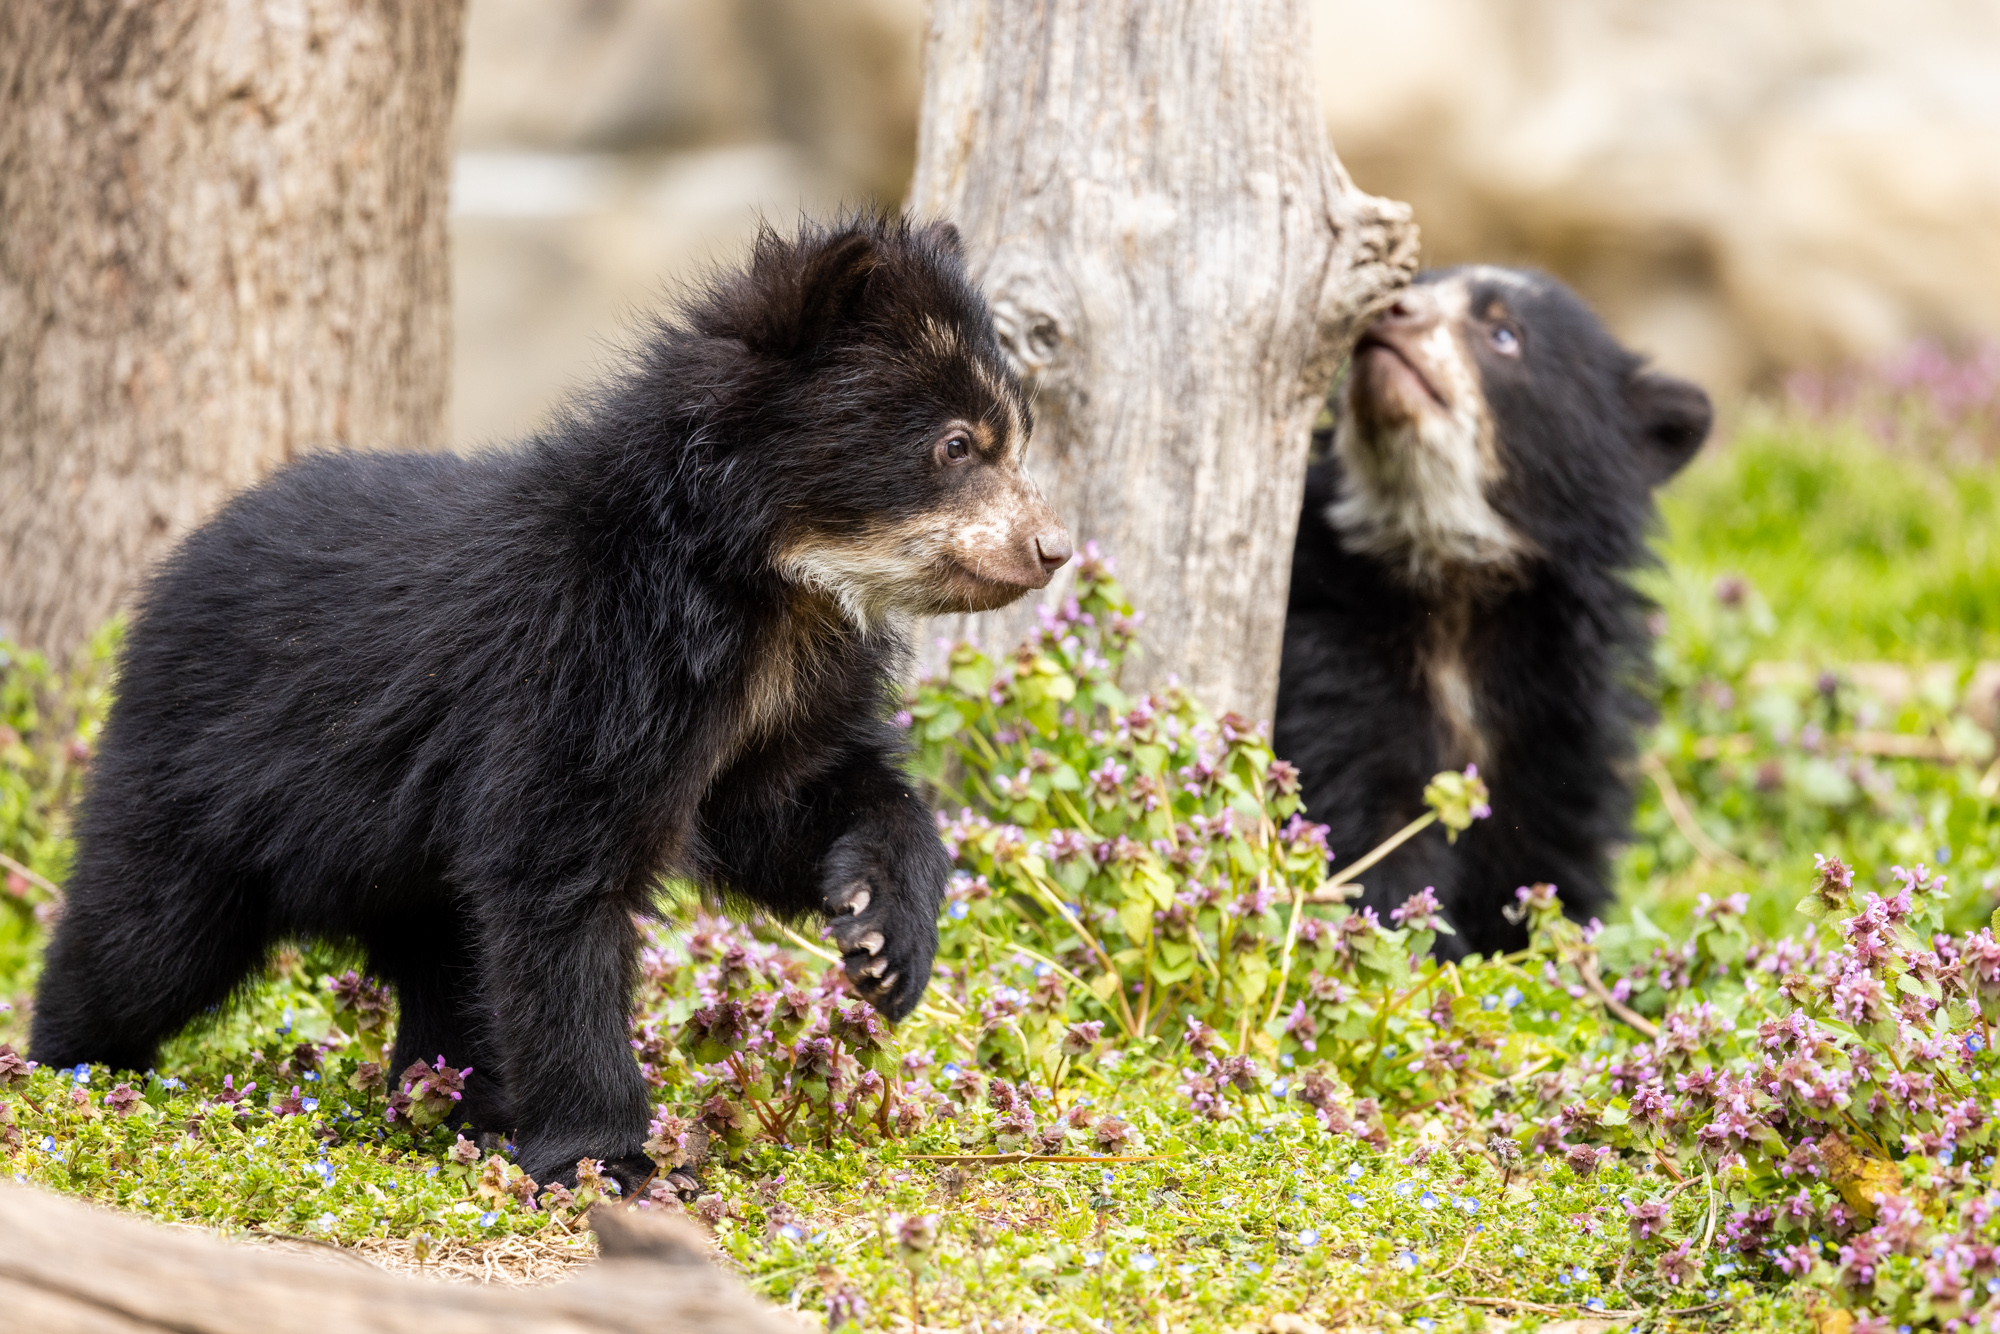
[1275,266,1712,956]
[31,216,1070,1191]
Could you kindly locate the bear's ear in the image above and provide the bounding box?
[921,220,966,260]
[1626,370,1713,484]
[746,226,884,358]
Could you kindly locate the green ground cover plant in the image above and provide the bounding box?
[4,357,2000,1332]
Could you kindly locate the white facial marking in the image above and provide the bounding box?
[776,513,956,634]
[1459,264,1544,296]
[919,317,962,362]
[775,465,1052,630]
[1329,276,1527,585]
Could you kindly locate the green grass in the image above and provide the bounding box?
[5,408,2000,1332]
[1654,410,2000,661]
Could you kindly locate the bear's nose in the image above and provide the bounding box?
[1035,531,1072,574]
[1375,288,1441,332]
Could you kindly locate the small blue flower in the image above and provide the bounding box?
[1501,987,1523,1009]
[1417,1191,1437,1209]
[71,1065,92,1085]
[1513,1245,1526,1258]
[1586,1298,1606,1312]
[1396,1251,1418,1270]
[303,1071,319,1083]
[1459,1196,1480,1213]
[1176,1262,1197,1275]
[1557,1270,1571,1285]
[1414,1320,1437,1333]
[1082,1250,1103,1267]
[1481,992,1499,1010]
[1940,1149,1955,1166]
[1280,1053,1295,1068]
[254,1137,267,1147]
[301,1097,319,1112]
[1347,1193,1365,1206]
[316,1213,338,1232]
[778,1224,803,1242]
[1345,1163,1364,1181]
[1271,1078,1289,1097]
[1244,1261,1262,1275]
[1130,1252,1157,1272]
[41,1136,56,1153]
[1394,1181,1413,1198]
[1296,1228,1320,1247]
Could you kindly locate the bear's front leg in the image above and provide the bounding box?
[474,890,655,1194]
[703,748,949,1021]
[819,788,950,1019]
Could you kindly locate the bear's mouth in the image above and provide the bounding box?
[1353,332,1450,414]
[932,559,1055,613]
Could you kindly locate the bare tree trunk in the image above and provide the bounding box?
[0,2,464,660]
[908,0,1417,721]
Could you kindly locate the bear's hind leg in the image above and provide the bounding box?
[31,856,271,1074]
[368,908,512,1137]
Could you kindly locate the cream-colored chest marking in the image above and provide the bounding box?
[709,605,843,785]
[1418,604,1487,770]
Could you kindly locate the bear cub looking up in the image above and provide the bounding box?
[31,216,1070,1192]
[1275,266,1712,956]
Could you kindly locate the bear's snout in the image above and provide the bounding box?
[981,476,1071,593]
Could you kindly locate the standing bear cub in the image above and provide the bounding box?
[1275,267,1712,956]
[31,216,1070,1191]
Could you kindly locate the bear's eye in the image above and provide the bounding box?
[1488,324,1522,357]
[937,433,974,465]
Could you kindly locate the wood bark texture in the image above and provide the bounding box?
[0,2,463,659]
[908,0,1419,721]
[0,1182,796,1334]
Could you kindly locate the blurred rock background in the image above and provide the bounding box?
[451,0,2000,447]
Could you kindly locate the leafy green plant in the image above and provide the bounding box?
[909,549,1485,1083]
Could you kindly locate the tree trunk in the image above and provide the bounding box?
[907,0,1418,722]
[0,2,464,660]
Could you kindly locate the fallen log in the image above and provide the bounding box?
[0,1182,797,1334]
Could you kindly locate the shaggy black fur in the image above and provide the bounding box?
[1274,267,1712,956]
[31,216,1069,1189]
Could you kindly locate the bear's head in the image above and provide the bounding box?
[684,216,1070,632]
[1327,265,1712,587]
